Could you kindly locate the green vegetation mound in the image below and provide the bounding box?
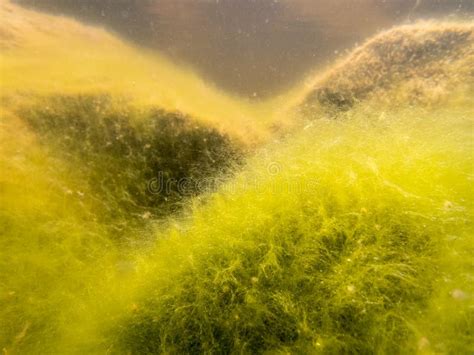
[113,100,473,354]
[0,106,111,353]
[0,93,242,353]
[300,22,474,112]
[16,94,242,231]
[0,5,472,352]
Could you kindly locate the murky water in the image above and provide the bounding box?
[14,0,474,97]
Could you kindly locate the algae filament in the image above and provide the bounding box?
[0,1,473,353]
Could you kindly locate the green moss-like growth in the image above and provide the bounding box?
[113,100,473,354]
[0,109,115,353]
[1,11,473,353]
[0,93,242,352]
[17,94,242,232]
[300,22,473,113]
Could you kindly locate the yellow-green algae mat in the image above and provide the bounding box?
[109,97,473,354]
[1,3,473,352]
[2,93,472,353]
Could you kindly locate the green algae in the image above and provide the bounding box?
[0,9,472,353]
[0,110,114,353]
[0,93,242,353]
[1,94,472,354]
[16,94,242,235]
[300,22,474,113]
[112,99,473,354]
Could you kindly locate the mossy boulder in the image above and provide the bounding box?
[112,101,473,354]
[0,93,243,352]
[17,94,242,233]
[300,22,474,113]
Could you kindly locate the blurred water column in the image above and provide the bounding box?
[14,0,474,98]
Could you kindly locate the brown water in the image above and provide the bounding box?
[14,0,474,97]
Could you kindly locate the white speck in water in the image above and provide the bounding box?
[451,289,468,300]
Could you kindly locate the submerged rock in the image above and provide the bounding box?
[111,100,473,354]
[300,22,474,113]
[17,94,243,232]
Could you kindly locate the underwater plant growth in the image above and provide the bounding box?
[0,0,473,353]
[300,22,474,112]
[113,100,474,354]
[17,94,242,231]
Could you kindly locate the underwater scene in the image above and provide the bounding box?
[0,0,473,353]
